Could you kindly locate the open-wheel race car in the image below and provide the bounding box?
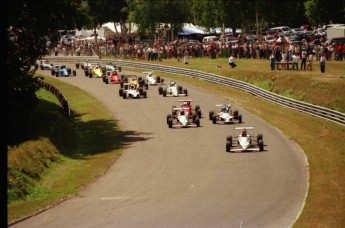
[103,70,122,84]
[166,99,202,128]
[120,75,148,90]
[209,104,242,124]
[226,127,265,153]
[158,81,188,97]
[51,65,76,77]
[119,75,147,99]
[142,71,164,86]
[36,59,53,70]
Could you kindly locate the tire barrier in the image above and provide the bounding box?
[37,79,73,122]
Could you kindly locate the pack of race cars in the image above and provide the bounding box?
[35,60,266,153]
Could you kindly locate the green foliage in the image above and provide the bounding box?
[7,166,33,202]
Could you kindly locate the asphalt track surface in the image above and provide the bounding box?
[11,64,309,228]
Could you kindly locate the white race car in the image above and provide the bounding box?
[119,76,147,99]
[166,107,200,128]
[209,104,242,124]
[142,71,164,86]
[158,81,188,97]
[226,127,264,152]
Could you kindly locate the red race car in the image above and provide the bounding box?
[103,70,121,84]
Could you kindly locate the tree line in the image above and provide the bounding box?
[7,0,345,144]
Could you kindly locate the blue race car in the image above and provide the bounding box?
[51,65,76,77]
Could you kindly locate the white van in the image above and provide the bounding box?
[202,36,219,43]
[269,26,292,35]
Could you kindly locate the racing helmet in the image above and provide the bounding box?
[131,76,136,80]
[241,129,247,135]
[183,101,188,106]
[170,81,175,86]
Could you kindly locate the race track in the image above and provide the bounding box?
[11,64,308,228]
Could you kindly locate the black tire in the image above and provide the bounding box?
[143,91,147,98]
[163,90,167,97]
[158,86,163,95]
[73,70,76,76]
[81,64,84,69]
[105,78,109,84]
[195,117,200,127]
[55,71,59,77]
[226,136,233,142]
[119,88,123,97]
[145,83,148,90]
[40,65,44,70]
[120,81,124,88]
[76,63,80,69]
[124,84,128,90]
[51,69,55,76]
[156,76,160,83]
[209,111,214,120]
[212,115,217,124]
[184,89,188,96]
[67,68,72,75]
[197,109,202,118]
[167,114,172,124]
[84,70,89,77]
[168,118,173,128]
[226,141,232,152]
[138,76,142,81]
[89,72,92,78]
[258,139,264,151]
[257,134,263,141]
[178,86,182,93]
[233,110,239,117]
[122,92,127,99]
[238,114,242,123]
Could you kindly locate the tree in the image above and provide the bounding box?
[304,0,345,26]
[7,0,87,144]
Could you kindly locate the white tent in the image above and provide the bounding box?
[101,22,138,34]
[76,36,106,43]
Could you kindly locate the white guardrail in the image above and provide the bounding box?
[45,56,345,126]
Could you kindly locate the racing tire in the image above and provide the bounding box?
[122,92,127,99]
[51,69,55,76]
[178,86,182,93]
[197,109,202,118]
[163,90,167,97]
[67,68,72,75]
[158,87,163,95]
[143,91,147,98]
[258,139,264,151]
[81,64,84,69]
[73,70,76,76]
[139,88,144,93]
[233,110,239,117]
[168,118,173,128]
[76,63,80,69]
[138,76,142,81]
[167,114,172,124]
[238,114,242,123]
[105,78,109,84]
[212,115,217,124]
[40,65,44,70]
[209,111,214,120]
[257,134,263,141]
[124,84,129,90]
[156,76,160,83]
[161,78,164,83]
[120,81,124,88]
[119,89,123,97]
[55,71,59,77]
[195,117,200,127]
[84,70,88,77]
[226,141,232,152]
[89,72,92,78]
[184,89,188,96]
[145,83,148,90]
[226,136,233,142]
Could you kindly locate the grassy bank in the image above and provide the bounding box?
[8,57,345,227]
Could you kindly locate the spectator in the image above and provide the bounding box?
[281,51,288,70]
[269,53,276,70]
[292,53,299,71]
[320,53,326,73]
[307,52,313,71]
[300,48,307,70]
[184,49,189,64]
[228,54,237,68]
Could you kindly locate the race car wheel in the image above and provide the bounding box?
[40,65,44,70]
[81,64,84,69]
[197,109,202,118]
[233,110,239,117]
[161,78,164,83]
[105,78,109,84]
[184,89,188,96]
[119,88,123,97]
[195,117,200,127]
[226,136,233,142]
[89,72,92,78]
[84,70,88,77]
[55,71,59,77]
[212,115,217,124]
[51,69,55,76]
[226,141,232,152]
[158,87,163,95]
[167,114,172,124]
[209,111,214,120]
[67,68,72,75]
[163,90,167,97]
[257,134,263,141]
[156,76,160,83]
[168,118,173,128]
[138,76,143,81]
[122,92,127,99]
[120,81,124,88]
[143,91,147,98]
[73,70,76,76]
[76,63,80,69]
[258,139,264,151]
[124,84,129,90]
[238,114,242,123]
[178,86,183,93]
[145,83,148,90]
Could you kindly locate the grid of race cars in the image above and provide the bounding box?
[36,59,265,153]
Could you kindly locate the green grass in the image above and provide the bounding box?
[8,56,345,227]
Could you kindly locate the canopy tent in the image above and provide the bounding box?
[76,36,106,43]
[101,22,138,34]
[178,24,205,35]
